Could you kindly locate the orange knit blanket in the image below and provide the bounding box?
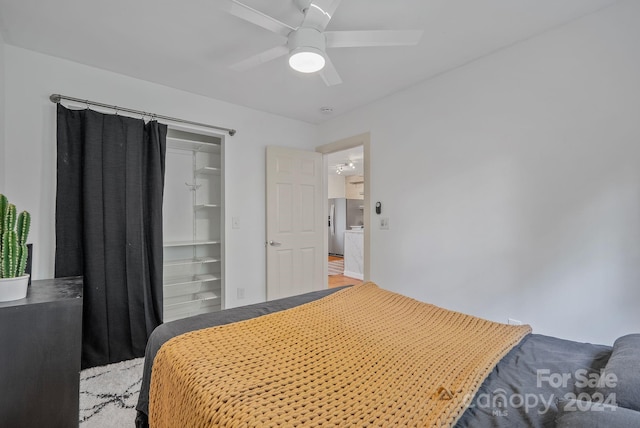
[149,283,531,427]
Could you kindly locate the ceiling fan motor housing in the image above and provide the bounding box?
[288,27,326,54]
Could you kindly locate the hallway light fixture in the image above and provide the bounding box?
[335,161,356,174]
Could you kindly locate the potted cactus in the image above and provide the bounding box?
[0,194,31,302]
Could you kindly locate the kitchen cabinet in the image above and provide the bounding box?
[344,230,364,280]
[345,175,364,200]
[162,129,225,322]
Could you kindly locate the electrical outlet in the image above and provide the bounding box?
[237,288,245,299]
[232,216,240,229]
[508,318,522,326]
[380,217,389,230]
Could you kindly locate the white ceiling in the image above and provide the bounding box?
[0,0,620,124]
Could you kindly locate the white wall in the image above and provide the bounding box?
[318,0,640,345]
[3,46,318,308]
[4,2,639,345]
[0,34,5,192]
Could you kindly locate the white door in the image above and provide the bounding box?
[266,146,324,300]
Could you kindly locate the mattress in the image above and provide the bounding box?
[135,286,614,427]
[148,283,531,427]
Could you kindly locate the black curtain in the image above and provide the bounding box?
[55,104,166,369]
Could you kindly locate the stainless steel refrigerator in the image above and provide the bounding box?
[328,198,364,256]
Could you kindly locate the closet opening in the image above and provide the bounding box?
[162,127,225,322]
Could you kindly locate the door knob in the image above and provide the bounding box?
[268,240,282,247]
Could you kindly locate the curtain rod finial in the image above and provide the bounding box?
[50,94,62,103]
[229,129,237,136]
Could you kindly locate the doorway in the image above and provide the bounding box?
[316,133,371,289]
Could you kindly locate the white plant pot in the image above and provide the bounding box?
[0,274,30,302]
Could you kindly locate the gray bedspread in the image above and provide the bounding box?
[135,286,612,427]
[455,334,611,427]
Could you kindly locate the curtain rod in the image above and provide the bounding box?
[49,94,236,136]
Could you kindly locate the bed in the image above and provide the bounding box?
[135,283,640,427]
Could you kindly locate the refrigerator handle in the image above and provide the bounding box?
[330,203,335,236]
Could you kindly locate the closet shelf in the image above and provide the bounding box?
[165,292,220,309]
[164,281,206,298]
[195,291,218,300]
[196,166,222,176]
[164,291,220,311]
[164,274,222,288]
[163,240,221,247]
[167,137,221,154]
[195,204,221,210]
[164,257,221,267]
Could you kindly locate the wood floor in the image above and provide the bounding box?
[328,256,363,288]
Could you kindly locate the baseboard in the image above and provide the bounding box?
[343,270,363,280]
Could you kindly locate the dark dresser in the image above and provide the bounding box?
[0,276,83,428]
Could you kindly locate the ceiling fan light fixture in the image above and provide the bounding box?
[289,47,325,73]
[287,28,326,73]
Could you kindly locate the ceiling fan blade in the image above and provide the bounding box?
[222,0,295,38]
[301,0,342,31]
[325,30,423,48]
[230,45,289,72]
[319,55,342,86]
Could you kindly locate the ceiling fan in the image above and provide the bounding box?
[223,0,423,86]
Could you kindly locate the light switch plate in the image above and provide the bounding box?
[232,216,240,229]
[380,217,389,230]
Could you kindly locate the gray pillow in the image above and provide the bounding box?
[556,398,640,428]
[597,334,640,412]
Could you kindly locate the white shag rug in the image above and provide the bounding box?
[79,357,144,427]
